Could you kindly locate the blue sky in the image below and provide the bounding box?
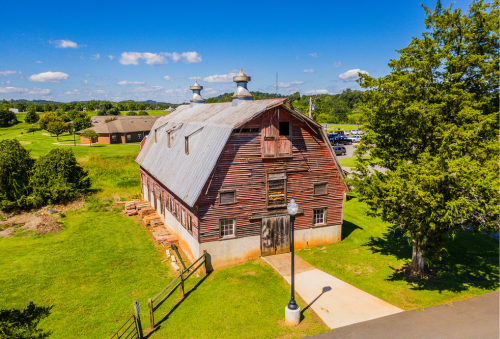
[0,0,474,103]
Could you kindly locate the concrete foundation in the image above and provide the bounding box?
[285,306,301,326]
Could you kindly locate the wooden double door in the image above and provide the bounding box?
[261,215,291,256]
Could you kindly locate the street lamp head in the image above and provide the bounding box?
[287,198,299,216]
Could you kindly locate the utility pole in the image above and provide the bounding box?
[309,97,312,119]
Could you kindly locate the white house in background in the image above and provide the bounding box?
[8,108,19,113]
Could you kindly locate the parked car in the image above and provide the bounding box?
[327,130,347,137]
[347,135,362,143]
[330,136,353,145]
[350,129,362,135]
[332,146,346,156]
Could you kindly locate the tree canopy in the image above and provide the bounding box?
[350,0,499,276]
[0,107,18,127]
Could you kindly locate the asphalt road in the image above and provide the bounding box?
[304,291,499,339]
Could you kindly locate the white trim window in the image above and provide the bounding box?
[313,208,326,226]
[127,134,132,141]
[181,209,186,226]
[219,218,235,238]
[138,133,142,140]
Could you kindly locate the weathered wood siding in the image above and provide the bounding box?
[195,107,345,243]
[140,169,200,241]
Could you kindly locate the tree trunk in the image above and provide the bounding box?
[410,244,425,276]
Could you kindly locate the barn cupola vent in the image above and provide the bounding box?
[189,80,205,108]
[232,68,253,106]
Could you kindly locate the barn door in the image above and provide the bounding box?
[261,215,290,256]
[262,112,278,157]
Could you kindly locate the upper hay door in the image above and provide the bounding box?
[261,109,292,158]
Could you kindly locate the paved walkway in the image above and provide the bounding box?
[262,253,402,329]
[305,291,499,339]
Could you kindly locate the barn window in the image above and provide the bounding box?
[138,133,142,140]
[181,209,186,226]
[219,190,236,205]
[279,122,290,136]
[187,214,192,233]
[175,203,179,220]
[313,182,328,196]
[220,218,235,238]
[313,208,326,226]
[112,135,117,141]
[267,173,287,208]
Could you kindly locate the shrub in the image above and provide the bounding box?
[107,107,120,115]
[137,111,149,115]
[29,149,91,206]
[126,111,137,116]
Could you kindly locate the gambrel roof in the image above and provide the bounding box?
[136,99,344,207]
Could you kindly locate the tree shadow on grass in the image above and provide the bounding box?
[342,220,363,240]
[146,272,212,338]
[364,225,499,293]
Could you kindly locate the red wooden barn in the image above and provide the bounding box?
[136,69,348,270]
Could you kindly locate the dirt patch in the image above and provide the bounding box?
[0,198,84,238]
[19,141,31,145]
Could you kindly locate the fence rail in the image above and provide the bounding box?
[148,250,207,328]
[110,314,139,339]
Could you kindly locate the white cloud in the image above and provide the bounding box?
[0,70,18,76]
[338,69,369,82]
[0,87,51,95]
[119,51,202,65]
[179,52,202,64]
[85,74,90,77]
[131,86,163,93]
[29,71,69,83]
[277,80,304,88]
[304,89,328,95]
[309,53,318,58]
[35,61,43,64]
[6,81,11,84]
[119,52,167,65]
[165,88,190,96]
[303,69,315,73]
[163,76,173,81]
[91,54,100,60]
[51,39,82,49]
[83,80,88,85]
[108,55,114,60]
[188,76,201,80]
[203,72,238,83]
[333,61,342,68]
[117,80,145,85]
[63,89,80,95]
[84,89,109,95]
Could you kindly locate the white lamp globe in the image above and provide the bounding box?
[287,198,299,216]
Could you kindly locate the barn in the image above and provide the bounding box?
[136,69,348,270]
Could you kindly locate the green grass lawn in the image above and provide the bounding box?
[297,194,499,310]
[0,207,327,338]
[337,156,371,167]
[322,124,363,132]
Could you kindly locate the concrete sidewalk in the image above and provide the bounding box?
[263,253,402,329]
[306,291,499,339]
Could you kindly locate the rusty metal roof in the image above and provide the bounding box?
[136,99,289,207]
[134,98,348,206]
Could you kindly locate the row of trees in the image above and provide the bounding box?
[0,140,91,211]
[1,100,176,113]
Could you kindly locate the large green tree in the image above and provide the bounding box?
[0,108,18,127]
[46,121,67,141]
[0,302,51,339]
[24,108,39,124]
[350,0,499,276]
[0,140,35,210]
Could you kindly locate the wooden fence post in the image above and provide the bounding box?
[203,250,207,274]
[133,301,143,339]
[148,298,154,329]
[179,271,185,297]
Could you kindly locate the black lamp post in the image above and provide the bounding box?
[287,198,299,311]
